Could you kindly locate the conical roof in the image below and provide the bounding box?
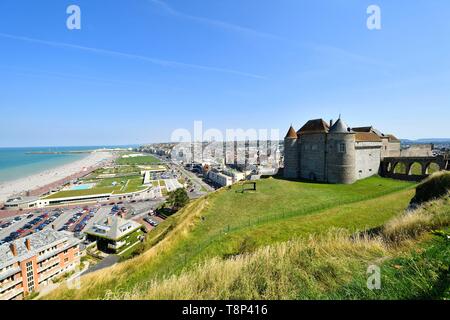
[329,118,352,133]
[285,126,298,139]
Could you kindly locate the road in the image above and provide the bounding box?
[82,255,119,276]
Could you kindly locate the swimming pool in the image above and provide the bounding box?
[70,183,95,191]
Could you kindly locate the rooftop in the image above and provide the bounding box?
[329,118,353,134]
[5,196,39,205]
[355,132,382,142]
[85,216,142,241]
[285,126,298,139]
[0,230,80,270]
[352,126,385,138]
[297,119,329,135]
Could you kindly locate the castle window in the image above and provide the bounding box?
[338,143,346,153]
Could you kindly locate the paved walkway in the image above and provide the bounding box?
[82,255,119,276]
[164,179,183,192]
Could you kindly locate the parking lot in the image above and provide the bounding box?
[0,197,165,246]
[0,161,201,247]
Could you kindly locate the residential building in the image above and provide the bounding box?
[207,170,233,187]
[0,230,81,300]
[84,216,144,254]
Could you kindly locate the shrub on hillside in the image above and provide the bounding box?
[411,171,450,205]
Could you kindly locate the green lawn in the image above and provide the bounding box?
[90,165,141,177]
[141,176,415,275]
[44,175,147,199]
[116,155,161,166]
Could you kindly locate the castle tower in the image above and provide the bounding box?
[326,118,357,184]
[283,125,299,178]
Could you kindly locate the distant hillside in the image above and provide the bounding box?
[401,138,450,144]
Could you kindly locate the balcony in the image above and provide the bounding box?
[0,286,24,300]
[38,267,63,283]
[0,277,23,293]
[38,257,60,273]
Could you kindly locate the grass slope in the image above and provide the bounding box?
[98,195,450,300]
[45,176,416,300]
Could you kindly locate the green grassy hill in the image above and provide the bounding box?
[45,175,431,300]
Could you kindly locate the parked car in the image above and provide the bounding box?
[10,232,20,239]
[26,214,34,219]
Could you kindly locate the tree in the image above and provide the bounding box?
[166,188,189,211]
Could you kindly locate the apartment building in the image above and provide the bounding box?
[0,230,81,300]
[207,170,233,187]
[222,168,246,183]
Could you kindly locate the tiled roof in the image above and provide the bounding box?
[285,126,298,139]
[352,126,385,138]
[352,126,371,132]
[355,132,382,142]
[297,119,329,134]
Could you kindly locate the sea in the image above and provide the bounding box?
[0,146,136,183]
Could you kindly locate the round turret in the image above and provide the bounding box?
[326,118,356,184]
[283,126,299,179]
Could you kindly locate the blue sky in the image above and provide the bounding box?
[0,0,449,147]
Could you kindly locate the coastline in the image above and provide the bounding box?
[0,151,115,205]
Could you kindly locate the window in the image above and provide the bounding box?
[26,261,35,292]
[338,143,346,153]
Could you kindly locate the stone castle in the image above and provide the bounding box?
[283,117,401,184]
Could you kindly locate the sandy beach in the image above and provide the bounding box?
[0,151,115,204]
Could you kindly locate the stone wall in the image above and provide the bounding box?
[400,144,434,157]
[283,137,299,179]
[381,138,401,158]
[299,133,327,181]
[326,133,357,184]
[355,141,382,180]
